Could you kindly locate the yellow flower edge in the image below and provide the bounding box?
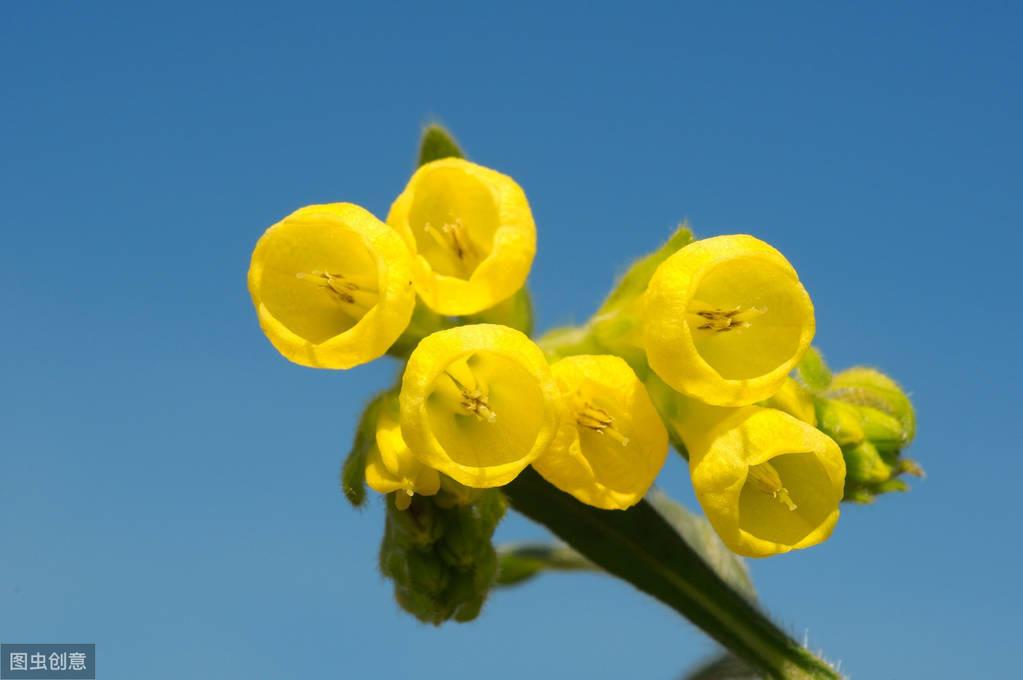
[533,355,669,510]
[387,158,536,316]
[248,203,415,369]
[399,323,560,488]
[643,234,815,407]
[687,406,845,558]
[365,400,441,511]
[763,377,817,426]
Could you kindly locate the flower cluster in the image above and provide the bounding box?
[248,126,919,622]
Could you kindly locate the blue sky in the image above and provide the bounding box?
[1,2,1020,678]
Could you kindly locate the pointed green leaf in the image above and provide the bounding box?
[598,223,694,313]
[646,490,756,603]
[340,391,389,507]
[681,652,759,680]
[494,542,596,587]
[418,124,464,166]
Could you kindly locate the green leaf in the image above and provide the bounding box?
[646,490,756,603]
[503,468,841,680]
[340,391,389,507]
[418,123,464,166]
[681,652,759,680]
[494,542,596,587]
[598,222,694,314]
[796,347,832,392]
[585,223,694,373]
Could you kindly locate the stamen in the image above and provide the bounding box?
[688,304,767,333]
[296,271,378,308]
[423,218,480,276]
[577,403,630,447]
[444,369,497,423]
[747,461,798,511]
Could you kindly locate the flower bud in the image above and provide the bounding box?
[842,441,893,485]
[399,324,561,488]
[437,491,507,568]
[385,492,444,548]
[387,158,536,315]
[826,367,915,444]
[817,367,920,502]
[814,399,865,446]
[677,402,845,558]
[248,203,416,369]
[532,355,669,510]
[379,490,504,625]
[643,235,816,407]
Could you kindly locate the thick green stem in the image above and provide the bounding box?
[504,469,841,680]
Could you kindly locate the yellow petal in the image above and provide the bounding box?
[533,355,669,510]
[399,324,560,488]
[387,158,536,315]
[248,203,415,369]
[681,404,845,558]
[763,377,817,426]
[643,235,815,406]
[366,400,441,499]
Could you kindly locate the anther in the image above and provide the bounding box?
[297,271,377,307]
[577,403,630,446]
[690,305,766,333]
[424,218,480,275]
[444,370,497,423]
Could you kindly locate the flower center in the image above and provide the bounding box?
[296,270,378,314]
[423,217,482,277]
[747,461,798,511]
[689,303,767,334]
[444,368,497,423]
[576,402,630,447]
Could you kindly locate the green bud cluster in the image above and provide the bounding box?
[378,486,506,624]
[801,351,922,503]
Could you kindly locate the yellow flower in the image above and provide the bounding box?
[399,324,560,488]
[681,403,845,558]
[365,399,441,511]
[387,158,536,316]
[533,355,669,510]
[248,203,415,369]
[643,235,815,406]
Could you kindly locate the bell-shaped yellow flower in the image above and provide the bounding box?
[365,400,441,510]
[533,355,669,510]
[248,203,416,369]
[682,404,845,557]
[643,235,815,406]
[399,324,560,488]
[387,158,536,316]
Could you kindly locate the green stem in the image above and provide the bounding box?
[504,469,841,680]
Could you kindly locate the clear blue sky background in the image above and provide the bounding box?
[2,2,1019,678]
